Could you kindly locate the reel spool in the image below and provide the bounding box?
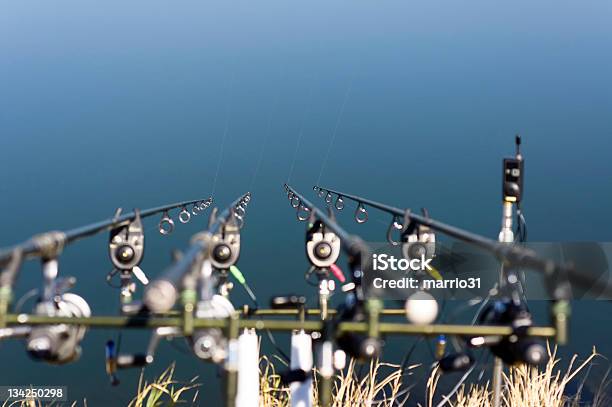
[191,294,235,363]
[26,292,91,364]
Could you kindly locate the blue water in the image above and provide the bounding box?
[1,1,611,405]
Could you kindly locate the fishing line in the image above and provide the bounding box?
[212,74,236,196]
[316,76,354,185]
[248,68,285,192]
[287,74,317,184]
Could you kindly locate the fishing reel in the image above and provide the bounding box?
[107,209,148,308]
[26,259,91,364]
[470,298,546,366]
[191,294,235,363]
[27,292,91,364]
[104,296,234,384]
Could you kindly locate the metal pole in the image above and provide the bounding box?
[0,313,558,337]
[492,357,503,407]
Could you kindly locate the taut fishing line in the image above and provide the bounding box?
[316,75,354,185]
[248,67,285,192]
[211,74,235,196]
[287,73,317,184]
[1,138,604,407]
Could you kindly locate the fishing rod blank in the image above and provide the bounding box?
[311,185,610,300]
[143,193,251,314]
[0,197,213,268]
[285,184,368,261]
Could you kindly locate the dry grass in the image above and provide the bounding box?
[261,346,608,407]
[320,359,408,407]
[128,363,200,407]
[2,347,608,406]
[425,346,604,407]
[0,363,200,407]
[260,357,414,407]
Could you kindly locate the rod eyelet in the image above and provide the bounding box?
[178,207,191,224]
[325,192,333,204]
[297,205,311,222]
[291,196,300,208]
[355,203,368,224]
[387,215,404,246]
[335,196,345,211]
[158,211,175,235]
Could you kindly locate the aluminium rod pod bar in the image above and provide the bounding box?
[0,197,214,269]
[0,313,557,338]
[312,185,608,300]
[143,193,251,314]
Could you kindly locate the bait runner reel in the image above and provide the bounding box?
[191,294,235,363]
[27,259,91,364]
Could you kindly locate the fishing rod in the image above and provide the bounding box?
[0,182,583,407]
[143,192,251,314]
[312,184,612,300]
[0,195,213,366]
[0,196,214,321]
[285,184,369,260]
[103,193,251,389]
[0,197,213,268]
[313,184,554,274]
[284,183,384,406]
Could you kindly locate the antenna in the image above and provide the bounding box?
[515,134,522,160]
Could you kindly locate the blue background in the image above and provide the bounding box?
[1,1,611,405]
